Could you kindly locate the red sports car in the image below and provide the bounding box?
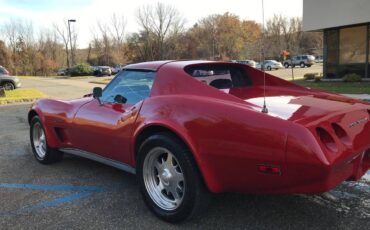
[28,60,370,222]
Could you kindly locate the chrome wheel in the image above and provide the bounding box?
[32,122,47,159]
[143,147,185,211]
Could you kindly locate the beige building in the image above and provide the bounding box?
[303,0,370,79]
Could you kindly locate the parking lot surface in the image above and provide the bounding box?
[0,103,369,229]
[269,63,323,80]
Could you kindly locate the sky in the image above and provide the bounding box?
[0,0,303,48]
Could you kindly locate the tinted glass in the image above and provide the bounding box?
[339,26,366,64]
[327,30,338,65]
[185,64,252,89]
[101,70,156,104]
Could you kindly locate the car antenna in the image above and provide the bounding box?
[261,0,268,114]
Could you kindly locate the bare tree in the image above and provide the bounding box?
[54,20,78,68]
[1,19,35,74]
[136,2,185,60]
[88,13,126,66]
[109,14,126,46]
[54,22,70,68]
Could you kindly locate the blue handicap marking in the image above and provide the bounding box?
[0,183,106,216]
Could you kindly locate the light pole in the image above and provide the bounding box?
[68,19,76,69]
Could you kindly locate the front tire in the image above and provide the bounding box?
[300,62,305,68]
[284,63,289,68]
[137,133,210,223]
[30,116,63,164]
[2,82,15,90]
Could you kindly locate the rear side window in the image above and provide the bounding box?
[302,56,308,60]
[184,65,252,89]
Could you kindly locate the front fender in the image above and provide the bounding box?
[28,98,92,148]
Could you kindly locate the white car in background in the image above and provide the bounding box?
[235,60,257,68]
[256,60,283,71]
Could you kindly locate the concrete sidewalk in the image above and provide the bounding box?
[343,94,370,101]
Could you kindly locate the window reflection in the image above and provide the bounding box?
[339,26,366,64]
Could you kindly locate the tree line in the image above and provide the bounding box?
[0,2,322,76]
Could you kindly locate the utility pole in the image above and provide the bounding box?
[68,19,76,69]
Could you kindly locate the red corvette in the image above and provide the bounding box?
[29,60,370,222]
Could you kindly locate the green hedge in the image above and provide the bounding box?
[342,73,362,82]
[304,72,322,82]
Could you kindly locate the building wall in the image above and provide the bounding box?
[303,0,370,31]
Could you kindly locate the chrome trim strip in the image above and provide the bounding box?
[59,148,136,174]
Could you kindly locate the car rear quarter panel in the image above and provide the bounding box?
[135,95,290,193]
[284,107,370,193]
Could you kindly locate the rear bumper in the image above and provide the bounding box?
[285,149,370,194]
[321,149,370,190]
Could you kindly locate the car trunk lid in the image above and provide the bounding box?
[228,86,370,124]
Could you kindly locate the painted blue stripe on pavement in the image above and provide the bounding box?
[19,192,93,213]
[0,183,105,192]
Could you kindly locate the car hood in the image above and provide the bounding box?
[0,74,17,80]
[228,86,370,124]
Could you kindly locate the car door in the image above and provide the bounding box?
[69,70,156,164]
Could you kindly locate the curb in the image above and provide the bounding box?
[0,98,40,105]
[342,94,370,101]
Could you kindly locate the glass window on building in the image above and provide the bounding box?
[326,30,339,78]
[338,26,367,78]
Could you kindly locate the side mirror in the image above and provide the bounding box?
[93,87,102,98]
[114,94,127,104]
[93,87,103,105]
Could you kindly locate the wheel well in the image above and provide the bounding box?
[134,126,188,160]
[28,110,38,124]
[1,81,15,86]
[134,125,210,191]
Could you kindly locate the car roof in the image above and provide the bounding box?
[124,60,175,71]
[123,60,233,71]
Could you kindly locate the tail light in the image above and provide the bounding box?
[316,127,338,152]
[332,123,351,145]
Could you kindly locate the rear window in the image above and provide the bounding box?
[184,64,252,89]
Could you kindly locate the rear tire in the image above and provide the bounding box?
[30,116,63,164]
[267,66,272,71]
[137,133,210,223]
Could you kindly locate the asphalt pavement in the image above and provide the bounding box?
[0,104,369,229]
